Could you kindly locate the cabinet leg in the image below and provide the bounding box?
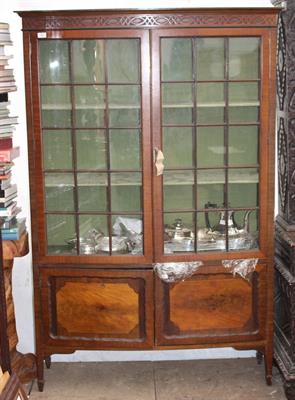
[36,357,44,392]
[256,351,263,365]
[264,351,273,386]
[45,356,51,369]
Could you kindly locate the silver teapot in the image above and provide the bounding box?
[204,202,251,239]
[165,218,193,241]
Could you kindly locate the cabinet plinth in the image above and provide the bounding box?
[18,7,279,391]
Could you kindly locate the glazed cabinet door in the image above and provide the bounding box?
[28,29,152,265]
[155,264,267,346]
[39,268,154,349]
[152,28,275,262]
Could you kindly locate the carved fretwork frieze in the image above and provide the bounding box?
[20,11,279,31]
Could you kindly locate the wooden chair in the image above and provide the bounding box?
[0,368,28,400]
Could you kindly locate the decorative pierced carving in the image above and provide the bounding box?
[21,12,278,31]
[278,117,288,214]
[277,15,287,111]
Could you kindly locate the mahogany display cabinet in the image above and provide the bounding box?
[17,8,279,391]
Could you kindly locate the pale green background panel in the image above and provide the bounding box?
[107,39,140,83]
[161,38,193,81]
[197,126,224,168]
[72,40,105,83]
[163,107,193,125]
[110,130,141,170]
[162,83,193,106]
[111,172,142,212]
[76,130,107,170]
[229,37,260,80]
[41,86,71,128]
[108,85,140,107]
[77,173,108,212]
[164,170,194,211]
[47,214,76,252]
[39,40,70,83]
[163,127,193,168]
[196,37,225,81]
[229,126,258,166]
[43,130,73,170]
[45,173,75,212]
[197,183,225,210]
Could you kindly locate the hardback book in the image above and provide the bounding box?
[1,217,26,240]
[0,178,11,190]
[0,183,16,198]
[0,138,12,149]
[0,194,17,208]
[0,201,17,216]
[0,127,15,135]
[0,116,17,126]
[0,147,19,162]
[0,172,11,181]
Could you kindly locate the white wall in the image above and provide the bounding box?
[2,0,274,362]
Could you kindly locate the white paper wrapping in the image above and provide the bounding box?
[222,258,258,281]
[154,261,203,283]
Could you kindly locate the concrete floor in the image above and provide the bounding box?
[28,359,286,400]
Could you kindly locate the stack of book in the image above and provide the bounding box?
[0,23,24,240]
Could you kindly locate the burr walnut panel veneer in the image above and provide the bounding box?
[17,8,279,391]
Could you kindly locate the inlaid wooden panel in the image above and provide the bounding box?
[40,268,154,349]
[55,281,139,336]
[156,264,267,346]
[170,277,252,331]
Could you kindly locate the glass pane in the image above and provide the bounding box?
[196,38,225,81]
[162,108,193,125]
[197,211,225,252]
[109,109,140,128]
[228,210,259,251]
[43,130,73,170]
[197,107,225,125]
[112,215,143,255]
[163,127,193,168]
[197,184,225,211]
[161,38,193,81]
[164,171,194,211]
[79,215,108,255]
[108,85,140,108]
[164,212,195,254]
[228,168,259,185]
[107,39,140,83]
[75,86,105,128]
[110,130,140,170]
[197,169,226,186]
[72,40,105,83]
[229,82,259,106]
[76,130,106,170]
[228,183,258,208]
[197,127,225,168]
[197,83,225,107]
[228,126,258,166]
[47,214,76,254]
[77,173,107,211]
[45,173,74,212]
[39,40,69,83]
[229,38,260,80]
[229,106,259,123]
[111,172,142,212]
[41,86,71,128]
[162,83,193,108]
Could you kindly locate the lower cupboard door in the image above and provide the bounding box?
[39,269,154,349]
[155,264,267,346]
